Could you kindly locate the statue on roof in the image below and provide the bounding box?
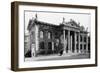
[62,17,65,23]
[70,19,73,22]
[86,27,88,31]
[81,25,85,31]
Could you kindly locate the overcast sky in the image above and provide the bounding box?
[25,11,91,34]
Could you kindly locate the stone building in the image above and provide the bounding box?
[26,15,90,57]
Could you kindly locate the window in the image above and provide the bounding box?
[31,32,35,43]
[48,32,52,39]
[84,36,86,42]
[77,35,78,41]
[48,42,52,50]
[80,35,82,42]
[40,31,43,38]
[76,44,78,50]
[39,42,44,49]
[84,44,86,50]
[80,44,82,50]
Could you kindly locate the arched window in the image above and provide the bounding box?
[40,31,43,38]
[48,32,51,39]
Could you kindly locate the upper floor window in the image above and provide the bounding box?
[80,35,82,42]
[31,32,35,43]
[40,31,44,38]
[48,32,52,39]
[84,36,86,42]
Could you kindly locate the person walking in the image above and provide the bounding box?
[58,41,64,56]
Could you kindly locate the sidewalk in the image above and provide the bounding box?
[25,52,89,61]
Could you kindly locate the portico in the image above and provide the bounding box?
[63,29,81,54]
[61,20,88,54]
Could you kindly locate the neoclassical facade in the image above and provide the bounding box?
[27,16,90,57]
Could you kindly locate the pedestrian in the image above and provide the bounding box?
[58,42,63,56]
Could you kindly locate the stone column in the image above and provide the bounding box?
[78,33,80,53]
[35,25,39,57]
[52,42,54,51]
[82,35,84,53]
[74,32,76,53]
[63,30,66,54]
[68,30,70,52]
[70,35,72,52]
[86,34,88,53]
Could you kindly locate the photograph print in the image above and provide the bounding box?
[11,2,97,71]
[24,11,91,61]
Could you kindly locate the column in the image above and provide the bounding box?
[74,32,76,53]
[86,34,88,53]
[82,35,84,53]
[68,30,70,52]
[63,30,66,54]
[52,32,54,53]
[52,42,54,51]
[78,33,80,53]
[35,25,39,57]
[70,35,72,52]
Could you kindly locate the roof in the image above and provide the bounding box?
[27,18,88,33]
[27,19,59,30]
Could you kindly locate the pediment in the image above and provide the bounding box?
[64,19,80,28]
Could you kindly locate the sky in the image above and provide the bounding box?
[25,11,91,34]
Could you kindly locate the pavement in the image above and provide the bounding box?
[25,52,90,61]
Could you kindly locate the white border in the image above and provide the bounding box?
[19,5,96,68]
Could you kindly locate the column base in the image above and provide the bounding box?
[68,50,72,53]
[63,50,66,55]
[74,50,77,53]
[78,50,81,54]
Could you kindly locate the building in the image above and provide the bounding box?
[26,15,90,57]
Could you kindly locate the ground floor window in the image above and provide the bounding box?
[48,42,52,50]
[84,44,86,50]
[80,44,82,50]
[39,42,45,49]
